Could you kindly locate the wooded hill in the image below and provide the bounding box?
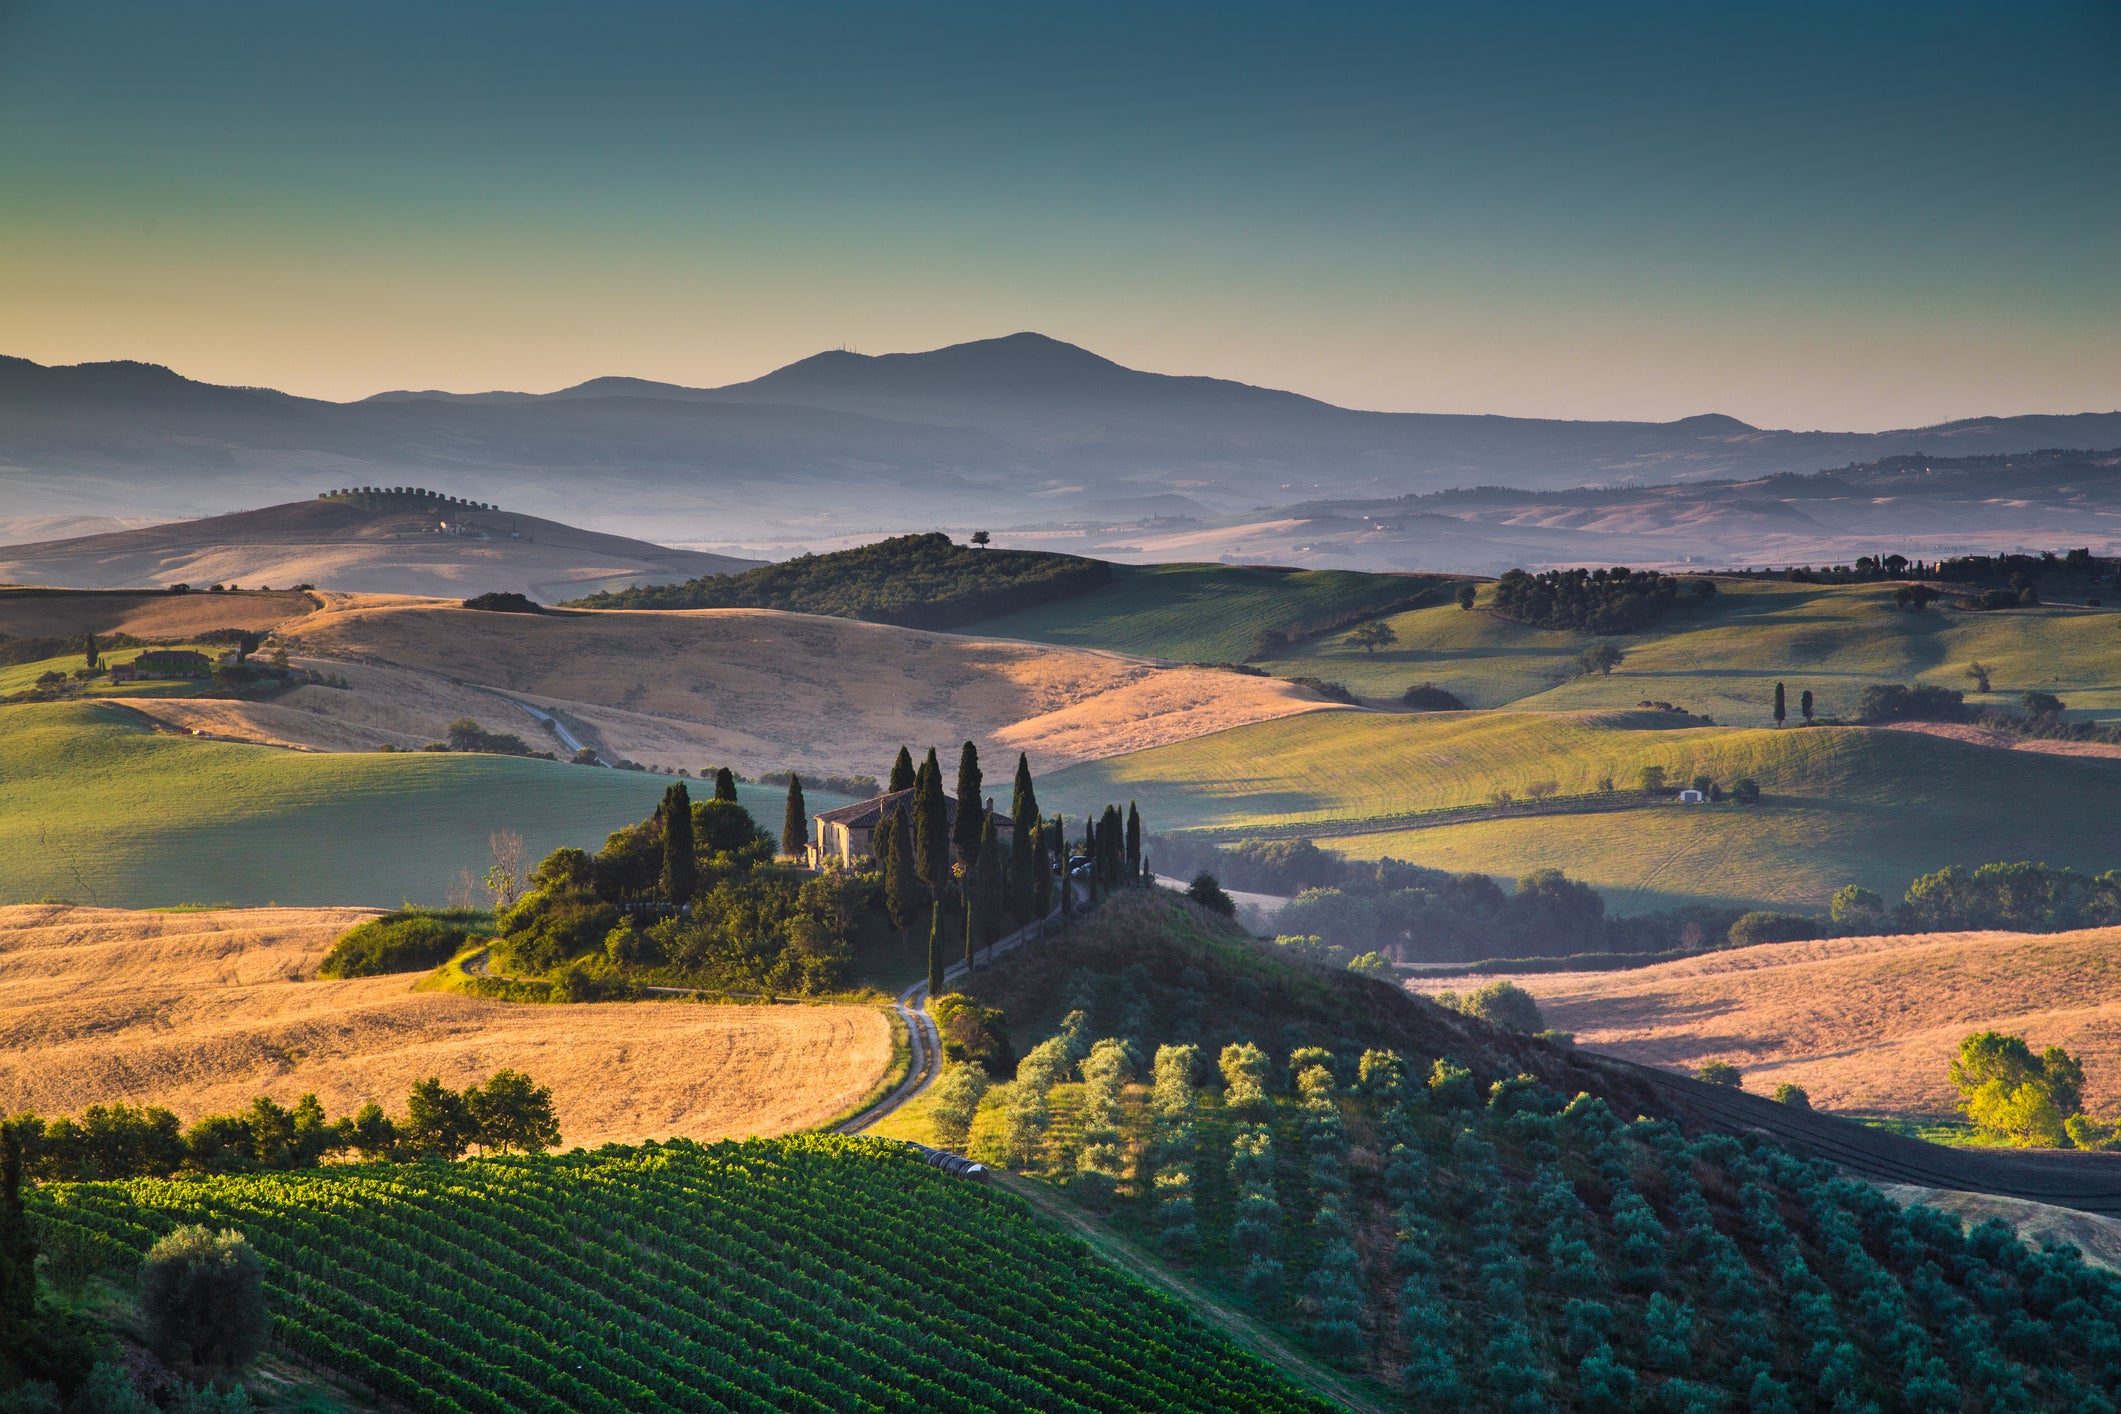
[567,533,1113,629]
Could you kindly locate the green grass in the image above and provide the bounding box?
[1258,579,2121,723]
[0,643,225,697]
[1048,709,2121,912]
[0,702,846,908]
[955,562,1444,663]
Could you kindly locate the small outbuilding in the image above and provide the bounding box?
[1677,788,1706,804]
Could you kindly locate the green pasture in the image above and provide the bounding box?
[955,562,1445,663]
[0,642,226,698]
[1263,580,2121,724]
[0,702,844,908]
[1047,707,2121,913]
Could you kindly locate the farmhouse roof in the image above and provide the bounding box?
[814,787,1011,833]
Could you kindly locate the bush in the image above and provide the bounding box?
[1695,1062,1742,1089]
[1772,1082,1811,1109]
[1441,980,1544,1034]
[319,909,485,978]
[1726,911,1817,947]
[1185,874,1237,918]
[139,1227,267,1370]
[1400,682,1468,711]
[460,592,541,614]
[1857,683,1966,722]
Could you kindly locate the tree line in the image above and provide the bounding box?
[2,1071,559,1184]
[1489,567,1711,634]
[563,532,1114,628]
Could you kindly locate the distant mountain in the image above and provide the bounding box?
[5,337,2118,546]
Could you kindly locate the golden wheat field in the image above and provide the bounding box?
[1417,926,2121,1120]
[0,904,892,1145]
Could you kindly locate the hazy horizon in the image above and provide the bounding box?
[3,1,2116,430]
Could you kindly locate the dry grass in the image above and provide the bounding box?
[1421,926,2121,1119]
[0,904,892,1147]
[235,597,1332,772]
[0,588,315,640]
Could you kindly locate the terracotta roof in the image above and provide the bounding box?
[814,787,1013,834]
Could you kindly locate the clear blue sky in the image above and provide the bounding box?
[2,1,2114,427]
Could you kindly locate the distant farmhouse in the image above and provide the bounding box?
[115,649,212,682]
[810,788,1014,869]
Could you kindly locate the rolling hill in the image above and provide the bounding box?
[0,903,890,1145]
[1440,925,2121,1125]
[1045,709,2121,912]
[0,702,790,908]
[0,494,757,601]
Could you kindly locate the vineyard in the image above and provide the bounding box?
[27,1134,1332,1414]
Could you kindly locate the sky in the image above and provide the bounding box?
[1,1,2115,429]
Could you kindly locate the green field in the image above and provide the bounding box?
[1047,709,2121,912]
[35,1136,1328,1413]
[0,703,841,908]
[0,643,228,699]
[1260,580,2121,723]
[956,562,1444,663]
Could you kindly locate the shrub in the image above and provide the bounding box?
[1772,1083,1811,1109]
[1727,910,1817,947]
[1185,873,1237,917]
[1401,682,1468,711]
[1445,980,1544,1034]
[1346,951,1395,981]
[1858,683,1967,722]
[1695,1062,1742,1089]
[319,909,484,978]
[139,1227,266,1370]
[460,592,541,614]
[927,1063,992,1150]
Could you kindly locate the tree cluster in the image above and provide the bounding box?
[319,908,488,978]
[1489,566,1689,633]
[565,532,1113,629]
[4,1071,559,1182]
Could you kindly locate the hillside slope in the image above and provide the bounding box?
[1458,925,2121,1120]
[0,904,889,1144]
[0,496,756,601]
[1047,710,2121,911]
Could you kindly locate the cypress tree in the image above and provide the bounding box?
[963,888,977,971]
[1801,688,1815,723]
[883,804,922,955]
[889,745,916,794]
[1029,821,1052,917]
[926,900,944,997]
[659,781,695,901]
[1773,681,1786,726]
[914,749,950,894]
[953,741,984,866]
[714,767,738,802]
[84,631,98,670]
[1058,816,1074,916]
[1010,752,1038,825]
[1126,801,1142,881]
[780,774,808,859]
[1100,804,1124,886]
[1009,807,1038,922]
[1084,815,1100,904]
[972,815,1006,948]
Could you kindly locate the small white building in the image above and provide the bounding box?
[1678,788,1706,804]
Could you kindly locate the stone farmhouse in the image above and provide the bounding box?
[810,788,1014,869]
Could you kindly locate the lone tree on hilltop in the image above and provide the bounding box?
[1579,643,1623,676]
[780,774,807,859]
[713,767,738,803]
[1348,621,1397,653]
[889,745,916,794]
[953,741,984,866]
[1773,682,1786,726]
[1456,584,1477,610]
[970,530,991,548]
[661,781,695,901]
